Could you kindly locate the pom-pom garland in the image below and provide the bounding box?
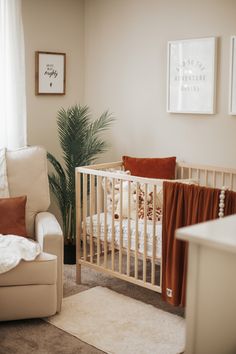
[219,186,227,218]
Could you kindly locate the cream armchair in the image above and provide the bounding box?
[0,146,63,321]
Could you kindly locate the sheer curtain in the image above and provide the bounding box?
[0,0,27,149]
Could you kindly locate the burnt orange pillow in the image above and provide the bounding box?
[0,196,27,237]
[122,156,176,179]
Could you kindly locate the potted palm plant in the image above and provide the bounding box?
[47,104,114,264]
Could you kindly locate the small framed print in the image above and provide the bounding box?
[35,51,66,95]
[167,37,217,114]
[229,36,236,115]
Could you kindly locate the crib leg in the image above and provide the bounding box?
[76,263,82,284]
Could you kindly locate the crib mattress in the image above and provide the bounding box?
[84,213,162,259]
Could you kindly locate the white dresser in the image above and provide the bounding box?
[176,215,236,354]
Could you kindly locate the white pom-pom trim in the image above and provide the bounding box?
[218,186,228,219]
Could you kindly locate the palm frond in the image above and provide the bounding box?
[48,174,67,215]
[47,104,114,244]
[89,110,114,136]
[47,152,66,180]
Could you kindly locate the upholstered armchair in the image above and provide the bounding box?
[0,146,63,321]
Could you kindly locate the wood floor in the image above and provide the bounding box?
[0,263,184,354]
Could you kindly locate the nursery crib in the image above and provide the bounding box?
[75,161,236,293]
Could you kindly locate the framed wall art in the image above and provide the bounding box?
[35,51,66,95]
[167,37,217,114]
[229,36,236,115]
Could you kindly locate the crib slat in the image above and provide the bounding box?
[230,173,233,189]
[213,171,216,188]
[76,171,81,283]
[151,185,157,286]
[197,169,200,182]
[83,174,87,261]
[188,168,192,179]
[97,176,102,266]
[205,170,208,186]
[135,183,139,279]
[127,181,131,277]
[104,177,108,268]
[89,174,95,263]
[119,180,123,273]
[111,178,115,271]
[221,172,225,186]
[143,184,147,283]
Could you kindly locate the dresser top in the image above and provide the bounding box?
[176,214,236,254]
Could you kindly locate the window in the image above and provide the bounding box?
[0,0,27,149]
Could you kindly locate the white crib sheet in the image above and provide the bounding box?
[84,213,162,259]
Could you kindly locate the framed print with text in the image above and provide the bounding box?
[35,51,66,95]
[229,36,236,115]
[167,37,217,114]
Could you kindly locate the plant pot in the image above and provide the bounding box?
[64,244,76,264]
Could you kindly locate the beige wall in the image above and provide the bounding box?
[22,0,84,159]
[22,0,236,167]
[84,0,236,168]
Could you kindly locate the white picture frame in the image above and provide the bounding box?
[229,36,236,115]
[35,51,66,95]
[167,37,217,114]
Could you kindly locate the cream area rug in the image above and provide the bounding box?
[46,286,185,354]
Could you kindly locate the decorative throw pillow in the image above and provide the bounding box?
[102,169,131,213]
[138,187,162,222]
[138,179,198,221]
[149,178,198,210]
[114,181,137,220]
[0,196,27,237]
[122,156,176,179]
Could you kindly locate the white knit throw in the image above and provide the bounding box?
[0,235,41,274]
[0,148,41,274]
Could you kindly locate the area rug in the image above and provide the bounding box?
[46,286,185,354]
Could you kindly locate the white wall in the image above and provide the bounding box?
[22,0,84,159]
[22,0,85,219]
[84,0,236,168]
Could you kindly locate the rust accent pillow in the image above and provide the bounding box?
[122,156,176,179]
[0,196,27,237]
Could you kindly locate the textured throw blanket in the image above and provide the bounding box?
[0,235,41,274]
[162,182,220,307]
[0,148,41,274]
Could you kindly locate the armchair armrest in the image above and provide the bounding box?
[35,212,63,312]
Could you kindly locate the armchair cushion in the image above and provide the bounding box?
[0,252,57,286]
[6,146,50,237]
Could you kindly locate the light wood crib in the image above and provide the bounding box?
[75,161,236,293]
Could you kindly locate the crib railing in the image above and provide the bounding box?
[178,162,236,190]
[76,161,236,292]
[76,162,164,292]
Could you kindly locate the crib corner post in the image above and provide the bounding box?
[76,262,82,284]
[76,168,82,284]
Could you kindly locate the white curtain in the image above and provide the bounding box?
[0,0,27,149]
